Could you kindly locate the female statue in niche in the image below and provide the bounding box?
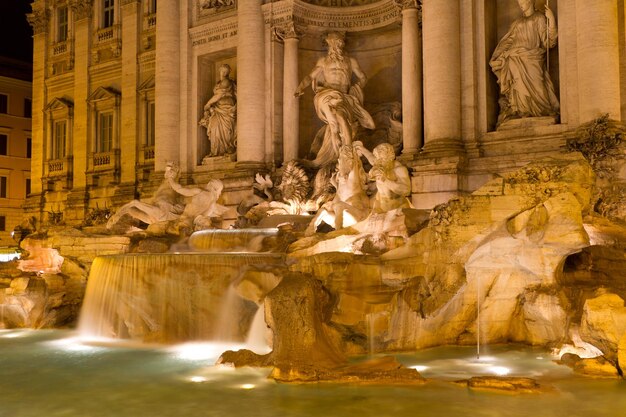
[490,0,560,128]
[199,63,237,157]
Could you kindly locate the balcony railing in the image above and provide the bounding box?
[143,13,156,30]
[48,159,64,173]
[143,145,155,161]
[94,24,121,47]
[46,156,72,179]
[91,149,120,172]
[52,41,68,56]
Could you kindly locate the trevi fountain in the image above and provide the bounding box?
[2,0,626,416]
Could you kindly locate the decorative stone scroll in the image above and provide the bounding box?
[393,0,419,10]
[70,0,93,21]
[274,22,304,41]
[199,0,236,10]
[27,8,50,35]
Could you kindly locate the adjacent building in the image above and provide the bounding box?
[26,0,626,226]
[0,57,32,247]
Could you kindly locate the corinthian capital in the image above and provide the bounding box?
[394,0,419,10]
[27,8,50,35]
[70,0,93,21]
[275,22,304,41]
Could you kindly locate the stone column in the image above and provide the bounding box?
[280,23,301,162]
[576,0,621,121]
[120,0,140,184]
[71,2,92,189]
[237,0,266,164]
[26,6,49,197]
[399,1,422,155]
[155,0,180,170]
[421,0,462,152]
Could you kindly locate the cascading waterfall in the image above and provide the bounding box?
[188,228,279,253]
[245,304,271,354]
[78,253,284,344]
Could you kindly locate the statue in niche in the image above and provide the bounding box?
[295,31,375,169]
[166,177,229,232]
[306,144,370,235]
[490,0,559,128]
[199,64,237,158]
[106,163,185,231]
[354,141,412,213]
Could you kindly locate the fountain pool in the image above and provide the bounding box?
[1,329,624,417]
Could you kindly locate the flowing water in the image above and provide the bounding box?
[78,253,284,343]
[1,329,624,417]
[187,228,279,252]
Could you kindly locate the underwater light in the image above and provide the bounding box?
[409,365,429,372]
[1,332,24,338]
[169,342,246,361]
[489,366,510,376]
[45,337,100,352]
[240,384,256,390]
[189,376,208,383]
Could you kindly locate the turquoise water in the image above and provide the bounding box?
[1,329,625,417]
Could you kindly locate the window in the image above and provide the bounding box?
[0,94,7,114]
[0,135,7,156]
[0,216,5,232]
[58,6,68,42]
[97,112,113,152]
[24,98,32,118]
[147,101,155,146]
[25,178,31,196]
[103,0,115,28]
[26,138,31,158]
[0,177,7,198]
[53,120,67,159]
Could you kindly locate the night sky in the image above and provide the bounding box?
[0,1,34,63]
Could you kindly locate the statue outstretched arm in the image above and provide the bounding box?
[166,177,201,197]
[295,60,324,97]
[353,141,375,166]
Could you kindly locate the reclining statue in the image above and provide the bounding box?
[166,177,229,231]
[106,164,185,231]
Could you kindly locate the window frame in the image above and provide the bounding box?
[0,176,7,199]
[57,5,69,42]
[0,134,7,156]
[103,0,116,28]
[0,94,8,114]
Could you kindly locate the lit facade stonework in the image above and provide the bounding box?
[27,0,626,225]
[0,58,32,246]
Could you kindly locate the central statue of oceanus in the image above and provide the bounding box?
[295,31,375,168]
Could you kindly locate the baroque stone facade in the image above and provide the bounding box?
[27,0,626,226]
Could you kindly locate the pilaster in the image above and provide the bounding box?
[120,0,140,184]
[155,0,180,170]
[576,0,621,122]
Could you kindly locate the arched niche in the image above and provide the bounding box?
[196,50,237,165]
[266,0,405,159]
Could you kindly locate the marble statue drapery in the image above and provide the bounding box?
[490,7,559,127]
[199,65,237,157]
